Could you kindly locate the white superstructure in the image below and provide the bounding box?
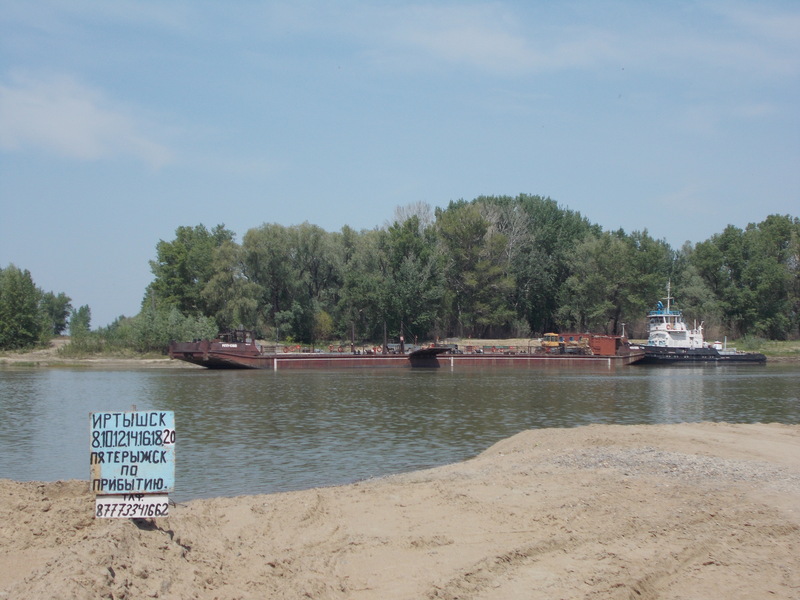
[646,284,706,349]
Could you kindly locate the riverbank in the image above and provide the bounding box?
[1,422,798,599]
[0,338,185,368]
[3,337,798,368]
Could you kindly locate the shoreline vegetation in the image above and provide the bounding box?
[0,336,800,369]
[1,422,798,598]
[4,210,800,363]
[1,336,799,368]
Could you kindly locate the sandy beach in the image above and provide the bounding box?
[1,422,798,599]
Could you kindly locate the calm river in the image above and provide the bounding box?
[1,363,798,501]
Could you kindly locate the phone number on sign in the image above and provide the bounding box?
[95,496,170,519]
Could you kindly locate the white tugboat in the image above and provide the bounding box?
[639,283,766,364]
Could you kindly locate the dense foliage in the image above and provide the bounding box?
[0,265,74,350]
[141,197,800,346]
[2,197,798,352]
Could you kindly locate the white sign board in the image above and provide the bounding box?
[90,410,175,495]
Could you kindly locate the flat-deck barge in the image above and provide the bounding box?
[168,332,644,370]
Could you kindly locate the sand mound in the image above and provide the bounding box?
[2,422,798,599]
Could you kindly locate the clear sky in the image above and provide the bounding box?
[1,1,798,327]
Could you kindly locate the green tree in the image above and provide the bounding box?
[0,264,47,349]
[789,219,800,337]
[469,229,516,337]
[202,241,260,331]
[289,223,344,342]
[128,303,217,353]
[479,194,599,333]
[274,300,315,343]
[557,233,627,332]
[741,215,797,338]
[291,222,342,304]
[382,215,444,341]
[313,309,334,342]
[147,224,235,315]
[671,242,721,335]
[41,291,73,336]
[242,223,295,327]
[436,201,515,337]
[689,215,799,338]
[436,201,488,336]
[338,228,389,343]
[69,305,92,338]
[558,230,671,334]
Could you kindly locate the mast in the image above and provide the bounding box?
[663,280,673,313]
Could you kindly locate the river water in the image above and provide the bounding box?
[1,363,798,501]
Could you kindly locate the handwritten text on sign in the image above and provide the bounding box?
[95,494,170,519]
[90,411,175,495]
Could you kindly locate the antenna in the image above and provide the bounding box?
[663,280,673,312]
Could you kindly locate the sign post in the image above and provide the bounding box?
[90,410,175,518]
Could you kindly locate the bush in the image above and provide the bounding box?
[738,335,767,351]
[59,307,218,356]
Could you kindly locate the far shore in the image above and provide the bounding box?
[2,336,798,368]
[0,337,188,368]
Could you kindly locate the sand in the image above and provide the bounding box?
[1,422,798,599]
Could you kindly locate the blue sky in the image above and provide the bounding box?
[1,1,798,327]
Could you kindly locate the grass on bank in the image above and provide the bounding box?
[3,336,800,362]
[742,338,800,358]
[56,341,165,360]
[462,336,800,358]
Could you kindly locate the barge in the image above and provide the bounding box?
[168,331,644,370]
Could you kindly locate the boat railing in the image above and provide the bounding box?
[647,309,682,316]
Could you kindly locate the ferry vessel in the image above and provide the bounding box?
[638,285,766,364]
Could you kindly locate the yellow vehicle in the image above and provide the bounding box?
[541,333,591,354]
[541,333,562,350]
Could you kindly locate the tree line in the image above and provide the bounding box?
[0,261,217,353]
[2,195,798,352]
[0,264,77,349]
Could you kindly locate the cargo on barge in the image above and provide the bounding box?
[168,330,644,370]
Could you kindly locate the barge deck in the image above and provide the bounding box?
[168,333,644,370]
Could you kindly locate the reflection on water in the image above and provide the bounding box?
[1,363,798,501]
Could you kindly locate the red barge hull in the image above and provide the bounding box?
[413,352,644,369]
[168,336,644,370]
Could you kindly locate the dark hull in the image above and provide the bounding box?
[638,346,766,365]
